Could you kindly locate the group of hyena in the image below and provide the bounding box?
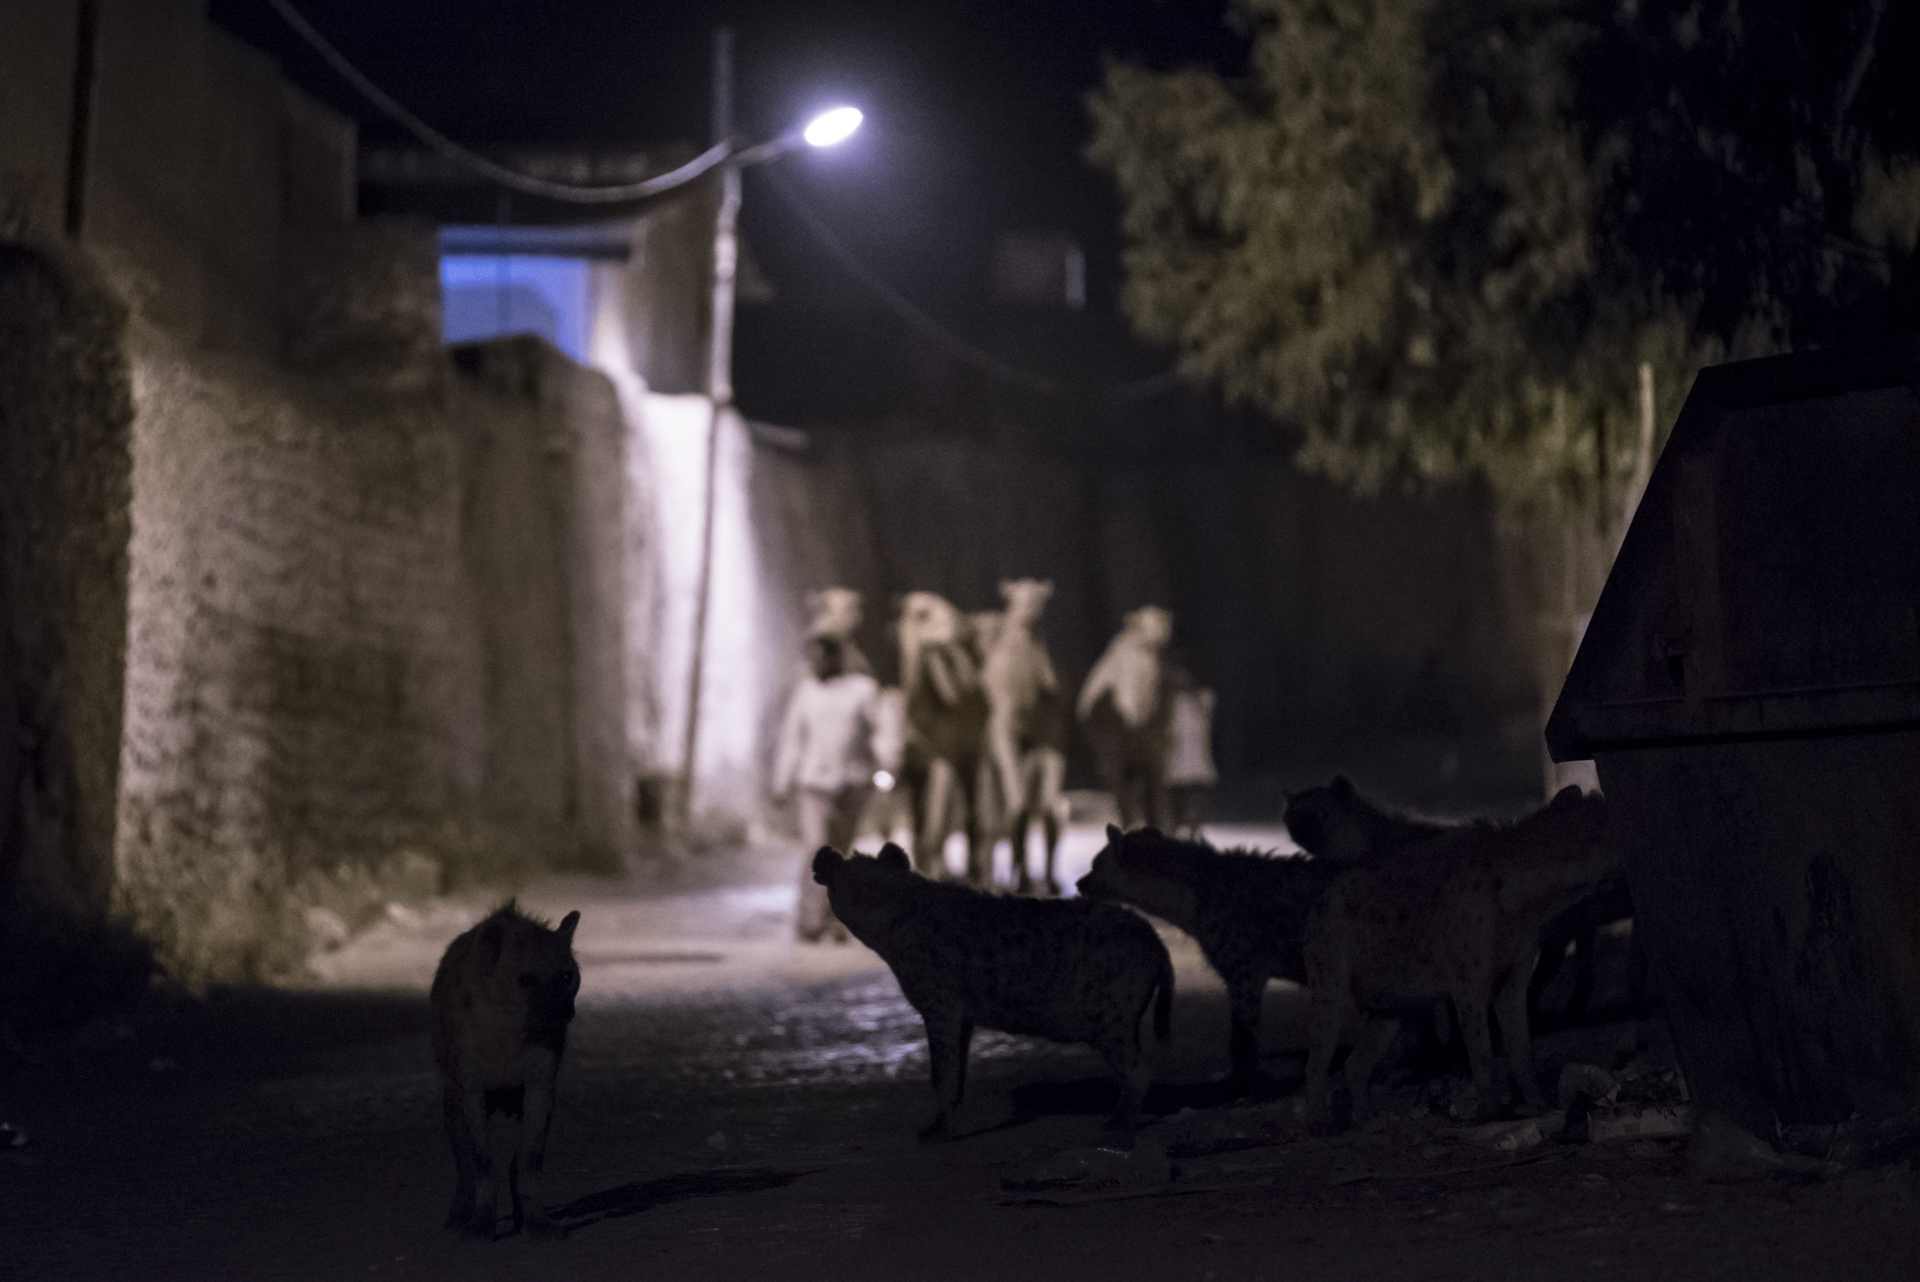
[427,776,1625,1238]
[813,776,1622,1156]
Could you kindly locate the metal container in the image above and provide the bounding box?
[1548,339,1920,1142]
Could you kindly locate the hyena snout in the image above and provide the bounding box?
[522,972,579,1026]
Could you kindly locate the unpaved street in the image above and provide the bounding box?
[5,826,1916,1281]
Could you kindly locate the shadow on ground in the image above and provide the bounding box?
[553,1165,817,1232]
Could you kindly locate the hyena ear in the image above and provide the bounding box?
[478,912,509,963]
[1106,823,1124,843]
[877,843,910,871]
[1331,774,1355,800]
[811,846,845,884]
[557,910,580,942]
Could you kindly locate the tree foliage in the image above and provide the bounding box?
[1088,0,1920,515]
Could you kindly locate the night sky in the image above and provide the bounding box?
[209,0,1245,328]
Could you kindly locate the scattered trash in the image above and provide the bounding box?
[1587,1104,1692,1144]
[1689,1109,1832,1181]
[1463,1117,1557,1152]
[1,1123,26,1149]
[1557,1063,1620,1110]
[1002,1143,1172,1193]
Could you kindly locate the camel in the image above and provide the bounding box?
[895,591,994,884]
[1077,606,1173,830]
[981,579,1069,895]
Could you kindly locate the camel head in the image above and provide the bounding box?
[1123,605,1172,649]
[898,591,961,647]
[999,578,1054,627]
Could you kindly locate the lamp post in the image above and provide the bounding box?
[676,28,862,825]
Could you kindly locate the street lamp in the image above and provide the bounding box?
[677,31,862,825]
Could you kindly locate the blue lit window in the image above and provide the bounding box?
[440,255,591,361]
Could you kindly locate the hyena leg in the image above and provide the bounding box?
[454,1083,499,1236]
[953,1020,975,1106]
[1302,986,1344,1132]
[517,1056,563,1238]
[920,1014,969,1141]
[1455,997,1504,1122]
[1094,1024,1149,1143]
[1225,974,1266,1090]
[441,1083,480,1232]
[1342,1014,1403,1125]
[1495,955,1545,1109]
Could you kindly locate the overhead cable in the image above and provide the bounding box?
[761,168,1181,404]
[266,0,730,204]
[267,0,1182,403]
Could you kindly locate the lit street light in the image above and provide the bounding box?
[803,106,864,149]
[678,32,862,825]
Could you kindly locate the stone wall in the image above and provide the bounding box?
[2,2,636,982]
[113,325,631,982]
[0,245,133,920]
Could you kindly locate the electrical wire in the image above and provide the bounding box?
[760,167,1182,404]
[266,0,730,205]
[268,0,1184,402]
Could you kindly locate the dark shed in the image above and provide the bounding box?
[1547,338,1920,1149]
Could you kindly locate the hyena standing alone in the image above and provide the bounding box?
[430,902,581,1238]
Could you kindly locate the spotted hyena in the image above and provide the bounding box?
[812,843,1173,1141]
[1288,775,1638,1022]
[430,902,582,1237]
[1301,787,1619,1128]
[1282,774,1455,864]
[1078,824,1337,1090]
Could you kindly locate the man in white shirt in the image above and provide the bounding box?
[773,634,888,941]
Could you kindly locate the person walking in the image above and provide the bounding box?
[773,633,888,941]
[1164,661,1218,839]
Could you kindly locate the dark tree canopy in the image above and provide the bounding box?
[1089,0,1920,512]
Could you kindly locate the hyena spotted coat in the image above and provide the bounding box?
[1302,787,1619,1128]
[1288,774,1639,1022]
[813,843,1173,1141]
[1077,824,1337,1089]
[430,902,581,1237]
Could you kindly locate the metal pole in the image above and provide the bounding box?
[678,27,740,824]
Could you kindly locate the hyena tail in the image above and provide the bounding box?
[1152,953,1175,1044]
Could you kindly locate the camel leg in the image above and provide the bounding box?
[1035,750,1064,895]
[917,759,958,879]
[963,760,995,888]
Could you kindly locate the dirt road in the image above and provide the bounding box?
[4,826,1915,1280]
